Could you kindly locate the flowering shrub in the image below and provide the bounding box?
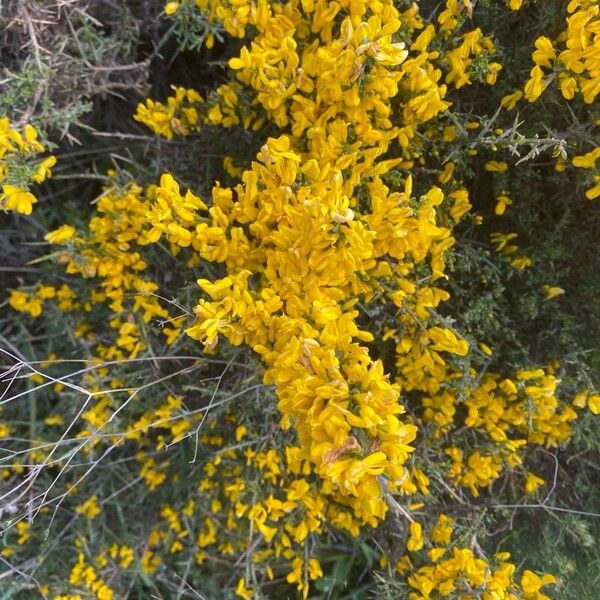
[1,0,600,599]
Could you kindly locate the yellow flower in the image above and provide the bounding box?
[479,342,493,356]
[585,176,600,200]
[37,285,56,300]
[428,327,469,356]
[406,522,424,552]
[8,289,43,317]
[572,148,600,169]
[308,558,323,580]
[520,570,556,596]
[449,188,472,221]
[235,577,253,600]
[588,394,600,414]
[16,521,30,545]
[524,66,546,103]
[164,2,180,16]
[438,161,455,184]
[235,425,247,442]
[141,550,161,574]
[501,90,523,110]
[428,547,446,561]
[1,184,37,215]
[542,285,565,300]
[45,224,77,244]
[76,495,101,519]
[484,160,509,173]
[559,75,578,100]
[532,37,556,69]
[495,193,511,215]
[524,471,545,494]
[33,155,57,183]
[511,256,532,269]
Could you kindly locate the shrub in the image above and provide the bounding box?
[1,1,599,599]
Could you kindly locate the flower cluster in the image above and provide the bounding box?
[0,117,56,214]
[521,0,600,105]
[136,0,483,523]
[572,146,600,200]
[395,514,556,600]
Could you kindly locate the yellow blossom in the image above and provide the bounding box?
[542,285,565,300]
[76,495,101,519]
[588,394,600,414]
[235,577,253,600]
[165,1,180,14]
[525,471,545,494]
